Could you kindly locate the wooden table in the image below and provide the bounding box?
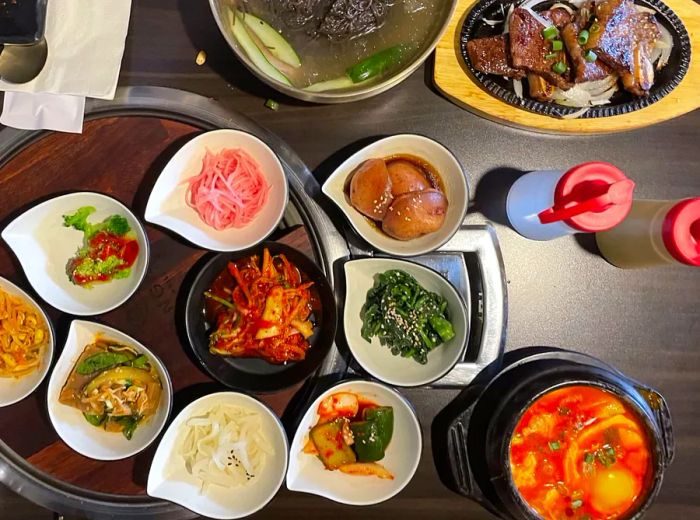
[2,0,699,518]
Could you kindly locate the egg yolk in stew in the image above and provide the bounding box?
[509,386,653,520]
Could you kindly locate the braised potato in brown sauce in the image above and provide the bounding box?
[347,154,448,241]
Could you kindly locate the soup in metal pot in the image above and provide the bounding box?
[509,385,653,520]
[224,0,451,91]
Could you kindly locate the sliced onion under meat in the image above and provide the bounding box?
[503,4,515,34]
[561,107,590,119]
[550,3,576,15]
[655,24,674,70]
[513,78,524,98]
[553,76,619,107]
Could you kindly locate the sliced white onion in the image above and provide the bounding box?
[550,3,575,14]
[503,4,515,34]
[513,78,524,98]
[561,107,590,119]
[648,46,663,65]
[552,76,618,108]
[580,74,619,96]
[634,5,657,14]
[179,404,273,493]
[482,18,504,26]
[655,24,674,69]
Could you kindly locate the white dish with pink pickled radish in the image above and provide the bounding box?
[145,129,288,252]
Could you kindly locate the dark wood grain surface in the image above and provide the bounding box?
[1,0,699,518]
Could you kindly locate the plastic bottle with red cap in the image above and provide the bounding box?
[595,198,700,268]
[506,162,636,240]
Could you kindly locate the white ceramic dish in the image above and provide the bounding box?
[148,392,288,520]
[0,277,54,407]
[343,258,468,387]
[46,320,172,461]
[2,192,150,316]
[287,380,422,505]
[322,134,469,257]
[145,129,288,252]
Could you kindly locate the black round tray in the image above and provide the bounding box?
[459,0,691,118]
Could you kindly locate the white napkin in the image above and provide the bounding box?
[1,92,85,133]
[0,0,132,99]
[0,0,132,132]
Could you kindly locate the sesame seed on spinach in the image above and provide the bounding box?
[360,270,456,365]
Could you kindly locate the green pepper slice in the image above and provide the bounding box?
[76,351,131,375]
[350,420,386,462]
[346,45,407,83]
[363,406,394,447]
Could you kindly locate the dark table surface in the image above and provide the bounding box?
[2,0,699,519]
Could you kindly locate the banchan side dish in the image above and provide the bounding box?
[440,349,674,520]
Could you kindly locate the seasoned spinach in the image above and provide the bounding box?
[360,270,456,364]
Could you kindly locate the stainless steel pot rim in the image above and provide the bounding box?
[208,0,459,103]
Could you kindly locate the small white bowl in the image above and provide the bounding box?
[0,277,54,407]
[322,134,469,257]
[1,192,150,316]
[343,258,468,387]
[147,392,289,520]
[46,320,172,461]
[287,380,422,506]
[145,129,288,252]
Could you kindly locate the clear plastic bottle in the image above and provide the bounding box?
[506,162,635,241]
[596,198,700,268]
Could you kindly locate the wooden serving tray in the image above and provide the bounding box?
[0,116,313,495]
[433,0,700,133]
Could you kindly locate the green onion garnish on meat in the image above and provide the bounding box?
[578,29,590,45]
[552,61,567,74]
[542,25,559,40]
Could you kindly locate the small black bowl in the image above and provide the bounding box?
[460,0,691,118]
[439,348,674,520]
[184,241,338,393]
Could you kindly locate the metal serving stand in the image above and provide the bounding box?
[0,87,506,518]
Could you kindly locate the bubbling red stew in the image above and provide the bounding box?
[509,385,653,520]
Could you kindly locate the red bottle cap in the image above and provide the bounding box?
[662,198,700,266]
[538,162,635,232]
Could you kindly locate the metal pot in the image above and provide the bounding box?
[438,348,675,520]
[208,0,457,103]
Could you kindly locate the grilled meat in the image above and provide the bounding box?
[562,22,612,83]
[548,7,573,28]
[509,8,573,89]
[585,0,660,95]
[466,34,526,79]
